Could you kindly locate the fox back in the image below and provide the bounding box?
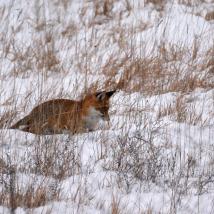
[10,91,116,135]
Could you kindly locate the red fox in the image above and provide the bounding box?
[10,90,116,135]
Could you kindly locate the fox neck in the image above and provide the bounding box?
[82,107,103,131]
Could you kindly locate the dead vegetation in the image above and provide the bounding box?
[0,136,81,211]
[157,94,204,125]
[0,166,60,211]
[28,137,81,180]
[205,10,214,21]
[178,0,207,6]
[0,0,214,213]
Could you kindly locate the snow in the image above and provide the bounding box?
[0,0,214,213]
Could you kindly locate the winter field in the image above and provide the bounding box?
[0,0,214,213]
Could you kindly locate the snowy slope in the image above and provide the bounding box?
[0,0,214,213]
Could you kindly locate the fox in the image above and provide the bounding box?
[10,90,116,135]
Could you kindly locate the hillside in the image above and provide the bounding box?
[0,0,214,213]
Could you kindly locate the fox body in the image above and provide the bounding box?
[10,91,116,135]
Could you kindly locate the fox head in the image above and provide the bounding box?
[94,90,116,121]
[81,90,116,130]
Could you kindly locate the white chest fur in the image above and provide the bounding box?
[83,107,103,131]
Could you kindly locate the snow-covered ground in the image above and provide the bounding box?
[0,0,214,213]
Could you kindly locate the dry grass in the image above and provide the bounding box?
[111,195,122,214]
[0,163,60,211]
[105,42,214,96]
[9,34,62,77]
[145,0,166,12]
[0,0,214,212]
[0,110,17,129]
[178,0,206,6]
[19,137,82,180]
[0,185,59,210]
[205,10,214,21]
[157,93,210,126]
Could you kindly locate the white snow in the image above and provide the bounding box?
[0,0,214,213]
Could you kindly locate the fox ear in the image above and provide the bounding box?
[96,91,106,101]
[96,90,116,101]
[106,90,116,97]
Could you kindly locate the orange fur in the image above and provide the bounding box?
[10,91,116,135]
